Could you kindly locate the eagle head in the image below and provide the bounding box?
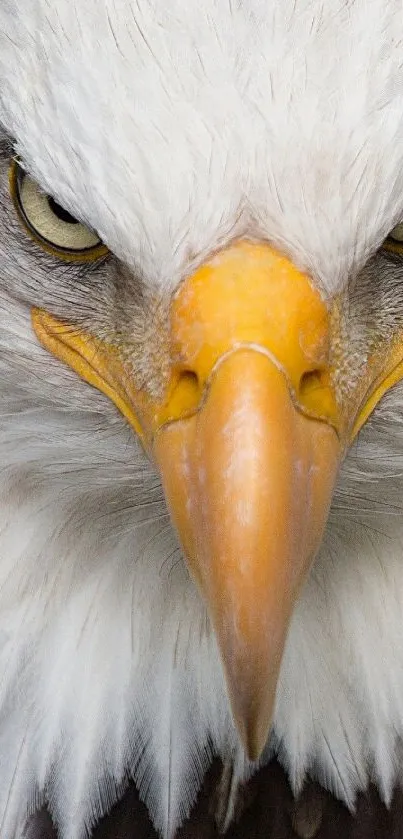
[0,1,403,837]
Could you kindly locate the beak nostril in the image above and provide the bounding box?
[179,369,199,386]
[299,369,326,401]
[296,367,339,429]
[166,369,201,420]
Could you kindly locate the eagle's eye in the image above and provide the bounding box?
[9,159,108,262]
[389,222,403,244]
[383,221,403,255]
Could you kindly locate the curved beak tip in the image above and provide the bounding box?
[227,662,278,761]
[240,717,271,763]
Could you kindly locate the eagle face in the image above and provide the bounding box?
[1,1,403,837]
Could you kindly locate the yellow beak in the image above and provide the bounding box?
[31,241,402,760]
[154,351,339,758]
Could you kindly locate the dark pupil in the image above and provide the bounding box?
[47,196,79,225]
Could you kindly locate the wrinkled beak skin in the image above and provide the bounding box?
[31,241,402,761]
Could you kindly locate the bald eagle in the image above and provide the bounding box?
[1,1,403,837]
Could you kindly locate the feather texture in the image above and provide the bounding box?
[1,1,403,292]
